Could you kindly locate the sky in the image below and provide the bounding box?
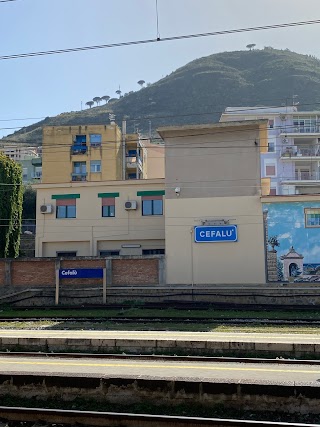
[1,0,320,138]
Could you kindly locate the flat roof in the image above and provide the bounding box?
[157,119,267,138]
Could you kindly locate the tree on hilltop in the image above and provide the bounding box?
[137,80,145,88]
[101,96,110,104]
[85,101,94,109]
[246,44,256,51]
[93,97,101,106]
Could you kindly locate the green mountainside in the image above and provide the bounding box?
[5,47,320,144]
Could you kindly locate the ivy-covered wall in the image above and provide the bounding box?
[0,153,23,258]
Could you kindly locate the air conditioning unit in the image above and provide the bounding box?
[40,204,53,214]
[125,200,137,210]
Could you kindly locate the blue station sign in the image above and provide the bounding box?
[59,268,104,279]
[194,225,238,243]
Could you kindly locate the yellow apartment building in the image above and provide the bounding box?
[42,122,164,184]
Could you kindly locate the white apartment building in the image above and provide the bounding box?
[0,144,39,161]
[220,106,320,195]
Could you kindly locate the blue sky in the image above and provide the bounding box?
[1,0,320,138]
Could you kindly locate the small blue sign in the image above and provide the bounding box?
[59,268,104,279]
[194,225,238,243]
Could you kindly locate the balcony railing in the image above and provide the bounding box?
[71,172,87,181]
[280,172,320,182]
[281,145,320,158]
[126,155,143,170]
[280,124,320,134]
[71,145,87,155]
[31,172,42,179]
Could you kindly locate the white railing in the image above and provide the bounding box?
[281,145,320,157]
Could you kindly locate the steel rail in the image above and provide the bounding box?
[0,406,316,427]
[0,351,319,365]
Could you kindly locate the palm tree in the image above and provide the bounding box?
[93,97,102,106]
[85,101,94,109]
[101,95,110,104]
[137,80,145,88]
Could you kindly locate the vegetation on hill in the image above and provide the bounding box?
[5,47,320,144]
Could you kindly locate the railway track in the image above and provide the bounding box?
[0,316,320,325]
[0,351,319,365]
[0,406,316,427]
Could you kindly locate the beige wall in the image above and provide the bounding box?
[159,121,267,285]
[35,179,165,257]
[158,121,267,199]
[144,141,165,179]
[165,196,266,284]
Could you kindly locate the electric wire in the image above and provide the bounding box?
[1,19,320,61]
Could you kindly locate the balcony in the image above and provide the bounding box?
[282,171,320,185]
[71,145,87,155]
[281,145,320,160]
[31,172,42,179]
[280,124,320,135]
[71,172,87,182]
[126,155,143,170]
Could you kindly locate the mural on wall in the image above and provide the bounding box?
[264,202,320,282]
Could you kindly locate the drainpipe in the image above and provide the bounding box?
[122,119,126,180]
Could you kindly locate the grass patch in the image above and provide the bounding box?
[1,319,320,333]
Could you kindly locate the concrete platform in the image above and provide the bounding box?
[0,330,320,357]
[1,355,320,415]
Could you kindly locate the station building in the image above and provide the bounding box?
[34,119,270,284]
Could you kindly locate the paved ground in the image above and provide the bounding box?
[0,354,319,385]
[0,329,320,344]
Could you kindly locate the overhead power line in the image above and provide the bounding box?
[1,19,320,61]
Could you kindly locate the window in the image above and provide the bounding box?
[73,162,86,174]
[268,142,275,152]
[56,251,77,257]
[72,135,87,154]
[268,119,274,129]
[142,196,163,216]
[100,250,120,256]
[305,208,320,227]
[265,165,276,176]
[34,166,42,179]
[127,173,137,179]
[56,199,76,219]
[102,198,115,217]
[91,160,101,173]
[90,134,102,146]
[72,162,87,181]
[22,168,28,180]
[127,149,137,157]
[142,249,165,255]
[269,188,277,196]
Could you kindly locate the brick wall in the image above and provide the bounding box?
[0,261,5,286]
[112,258,159,285]
[0,257,162,290]
[11,259,56,286]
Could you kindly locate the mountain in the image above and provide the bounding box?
[5,47,320,144]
